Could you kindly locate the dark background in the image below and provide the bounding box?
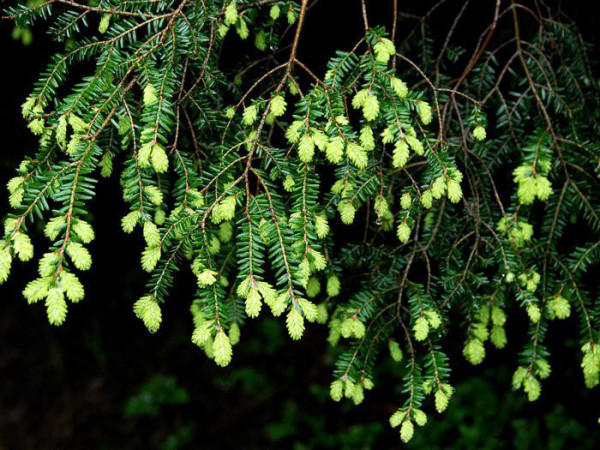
[1,1,599,448]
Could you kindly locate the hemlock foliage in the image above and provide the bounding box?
[1,0,599,442]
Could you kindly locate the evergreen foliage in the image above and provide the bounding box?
[1,0,599,442]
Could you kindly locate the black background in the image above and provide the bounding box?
[1,1,599,448]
